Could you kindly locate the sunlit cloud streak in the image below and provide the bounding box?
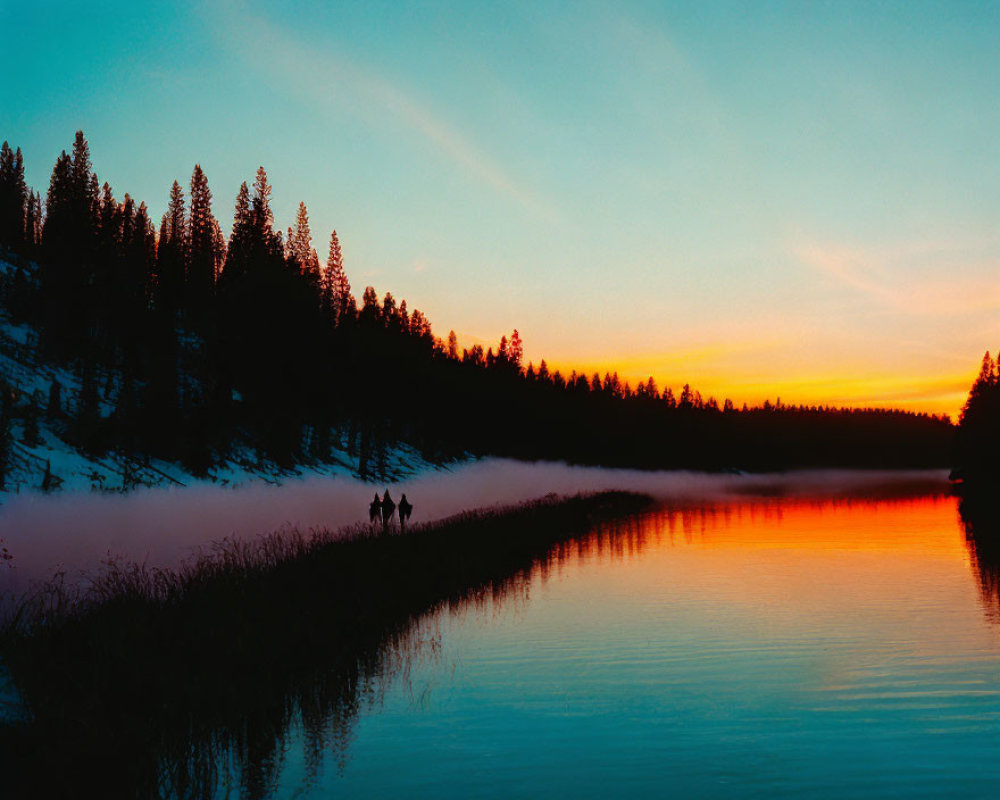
[208,0,558,222]
[794,240,1000,317]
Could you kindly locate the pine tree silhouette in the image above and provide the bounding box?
[187,164,222,322]
[323,229,350,323]
[0,142,26,249]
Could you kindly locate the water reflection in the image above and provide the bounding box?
[5,485,995,799]
[958,490,1000,623]
[0,497,642,799]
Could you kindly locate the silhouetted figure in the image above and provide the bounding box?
[381,490,396,529]
[369,492,382,526]
[398,493,413,529]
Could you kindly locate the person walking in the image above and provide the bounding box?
[398,493,413,530]
[382,489,396,530]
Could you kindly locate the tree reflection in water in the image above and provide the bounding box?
[0,492,651,799]
[958,489,1000,623]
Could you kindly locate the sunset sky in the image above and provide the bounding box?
[3,0,999,416]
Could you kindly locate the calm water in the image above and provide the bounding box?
[216,491,1000,799]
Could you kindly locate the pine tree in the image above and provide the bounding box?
[251,166,274,237]
[322,229,350,322]
[42,151,72,250]
[410,309,431,342]
[94,182,121,329]
[222,181,252,281]
[508,329,524,371]
[382,292,397,325]
[187,164,222,318]
[155,180,187,317]
[40,135,97,356]
[127,202,157,321]
[361,286,380,323]
[398,299,410,333]
[211,217,226,277]
[73,132,101,276]
[70,131,93,204]
[0,141,27,249]
[290,201,321,287]
[496,335,508,367]
[23,190,42,249]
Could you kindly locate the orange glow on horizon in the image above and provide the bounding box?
[537,356,975,418]
[448,327,977,418]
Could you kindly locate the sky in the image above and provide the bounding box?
[2,0,999,416]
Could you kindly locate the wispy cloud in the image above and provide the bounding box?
[209,0,557,222]
[793,239,1000,316]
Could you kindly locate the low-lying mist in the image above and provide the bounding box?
[0,459,949,591]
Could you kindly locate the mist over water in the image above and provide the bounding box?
[0,460,949,591]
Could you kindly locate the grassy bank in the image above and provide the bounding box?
[0,490,652,799]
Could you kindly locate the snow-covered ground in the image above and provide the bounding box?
[0,254,440,495]
[0,459,949,595]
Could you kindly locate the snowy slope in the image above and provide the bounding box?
[0,254,445,496]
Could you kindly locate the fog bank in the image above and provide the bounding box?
[0,460,950,591]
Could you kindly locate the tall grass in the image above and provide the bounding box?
[0,490,652,799]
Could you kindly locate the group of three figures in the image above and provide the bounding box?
[370,489,412,530]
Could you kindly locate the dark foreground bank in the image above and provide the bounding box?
[0,490,653,799]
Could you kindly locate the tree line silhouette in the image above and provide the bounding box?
[0,132,954,480]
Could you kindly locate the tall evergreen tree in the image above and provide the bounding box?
[70,131,93,202]
[250,166,274,240]
[508,329,524,371]
[187,164,222,319]
[290,201,321,287]
[39,132,99,355]
[155,180,187,318]
[42,151,72,251]
[323,229,350,322]
[23,190,42,249]
[130,202,157,314]
[222,181,252,282]
[0,142,26,249]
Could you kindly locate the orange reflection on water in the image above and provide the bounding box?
[538,493,1000,650]
[563,494,963,564]
[644,495,963,555]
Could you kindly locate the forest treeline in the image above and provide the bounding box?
[0,132,954,480]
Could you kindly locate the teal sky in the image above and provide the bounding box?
[3,0,999,414]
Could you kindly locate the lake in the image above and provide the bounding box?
[4,469,999,798]
[179,481,998,799]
